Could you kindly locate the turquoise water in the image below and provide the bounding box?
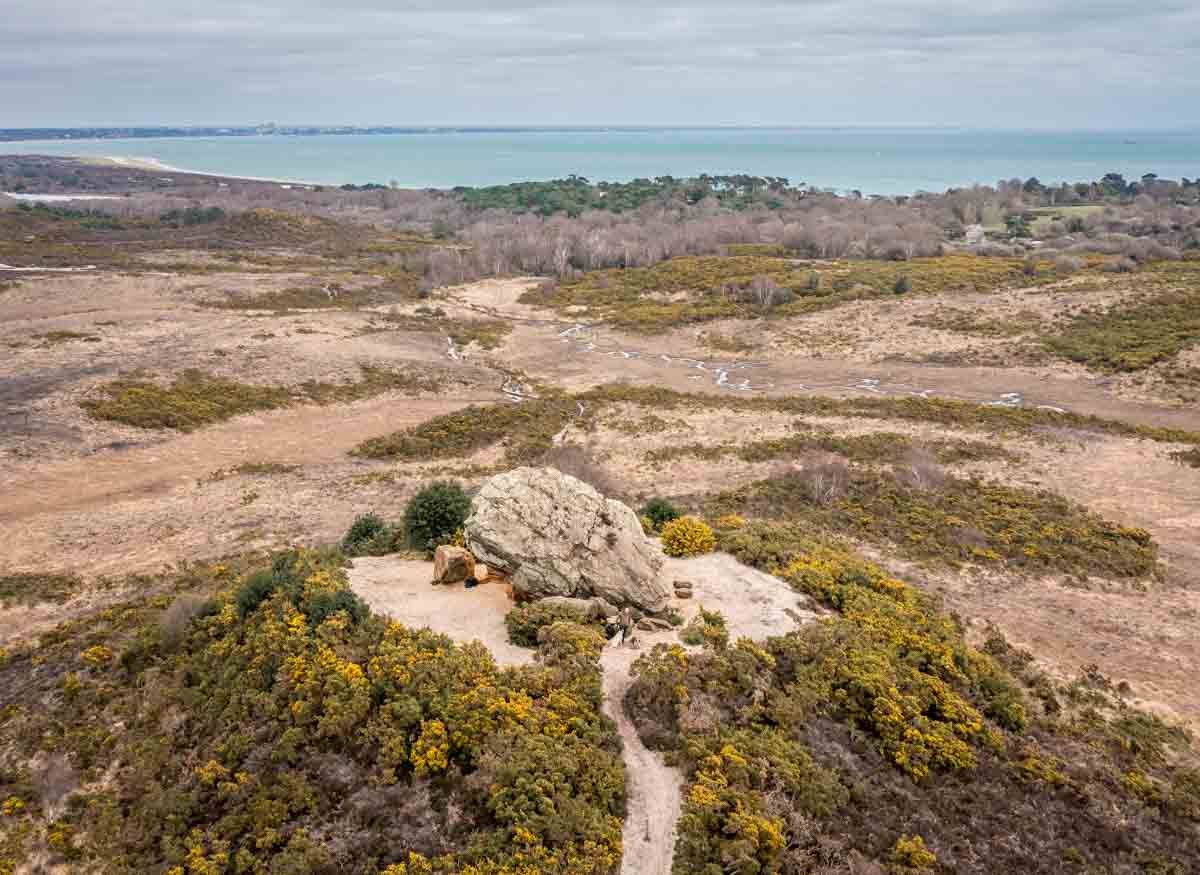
[6,128,1199,195]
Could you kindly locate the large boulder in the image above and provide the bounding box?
[464,467,669,612]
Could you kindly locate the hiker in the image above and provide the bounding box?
[616,606,635,647]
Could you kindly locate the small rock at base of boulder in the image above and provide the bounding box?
[433,545,475,585]
[540,595,619,621]
[474,563,490,583]
[636,616,674,632]
[673,579,694,599]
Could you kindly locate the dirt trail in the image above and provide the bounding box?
[601,643,682,875]
[0,395,486,524]
[598,553,814,875]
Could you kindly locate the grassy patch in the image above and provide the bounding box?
[910,307,1044,337]
[1027,203,1106,235]
[579,384,1200,449]
[205,276,420,312]
[706,466,1157,580]
[700,330,758,354]
[523,254,1068,333]
[1041,289,1200,372]
[0,573,84,608]
[83,366,446,431]
[32,330,101,346]
[353,397,582,465]
[205,461,301,483]
[376,309,513,350]
[351,384,1200,477]
[647,430,1016,467]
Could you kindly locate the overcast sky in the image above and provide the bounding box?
[2,0,1198,128]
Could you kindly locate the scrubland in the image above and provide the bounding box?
[1,158,1198,873]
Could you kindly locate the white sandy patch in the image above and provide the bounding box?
[347,555,533,667]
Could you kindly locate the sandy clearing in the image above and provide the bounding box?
[0,395,483,523]
[347,555,532,667]
[663,552,821,640]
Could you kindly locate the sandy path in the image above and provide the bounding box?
[601,642,683,875]
[599,552,815,875]
[0,394,486,524]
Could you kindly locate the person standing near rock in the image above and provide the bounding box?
[617,606,635,647]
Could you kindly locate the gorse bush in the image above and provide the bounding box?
[341,512,397,556]
[709,465,1158,580]
[0,550,625,873]
[1041,288,1200,372]
[626,522,1199,872]
[892,835,938,870]
[640,497,681,531]
[660,516,717,557]
[504,602,601,648]
[679,607,728,649]
[403,481,472,555]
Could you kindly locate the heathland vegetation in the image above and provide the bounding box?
[0,552,624,873]
[3,156,1200,873]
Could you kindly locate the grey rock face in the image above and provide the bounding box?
[465,467,668,612]
[539,595,620,621]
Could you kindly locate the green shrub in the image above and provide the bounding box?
[0,572,83,607]
[304,589,368,627]
[504,602,598,647]
[641,497,681,530]
[403,481,471,555]
[234,569,281,618]
[660,516,717,557]
[894,275,912,294]
[340,512,396,556]
[680,607,728,648]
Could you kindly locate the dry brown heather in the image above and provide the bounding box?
[1,164,1198,873]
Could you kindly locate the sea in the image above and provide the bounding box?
[4,127,1199,196]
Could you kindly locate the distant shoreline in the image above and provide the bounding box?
[87,154,320,187]
[4,127,1196,198]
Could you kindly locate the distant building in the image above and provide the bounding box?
[964,224,986,245]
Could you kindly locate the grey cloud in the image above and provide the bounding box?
[0,0,1195,126]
